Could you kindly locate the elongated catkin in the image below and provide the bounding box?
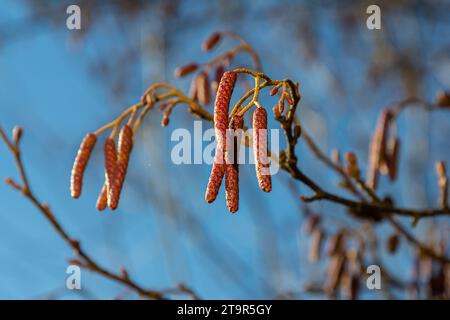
[205,71,237,203]
[367,110,393,190]
[108,125,133,210]
[70,133,97,198]
[225,115,243,213]
[253,107,272,192]
[96,138,117,211]
[96,184,108,211]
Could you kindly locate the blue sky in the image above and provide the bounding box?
[0,0,449,299]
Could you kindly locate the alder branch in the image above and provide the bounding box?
[0,126,198,300]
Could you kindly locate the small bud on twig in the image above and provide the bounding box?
[12,126,22,145]
[436,91,450,107]
[202,32,221,52]
[174,63,198,78]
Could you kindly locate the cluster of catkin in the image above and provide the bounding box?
[205,71,272,213]
[367,109,399,190]
[303,214,360,299]
[70,125,133,211]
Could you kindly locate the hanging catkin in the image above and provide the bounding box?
[205,71,237,203]
[108,125,133,210]
[70,133,97,198]
[96,138,117,211]
[253,107,272,192]
[225,115,243,213]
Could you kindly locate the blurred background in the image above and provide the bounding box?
[0,0,449,299]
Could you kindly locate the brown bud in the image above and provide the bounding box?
[12,126,22,144]
[70,133,97,198]
[285,94,294,106]
[386,233,400,254]
[436,161,446,177]
[270,85,280,96]
[202,32,221,52]
[436,91,450,107]
[174,63,198,78]
[272,105,281,119]
[108,125,133,210]
[345,152,360,179]
[278,99,285,113]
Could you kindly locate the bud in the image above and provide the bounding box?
[174,63,198,78]
[202,32,221,52]
[436,91,450,107]
[345,152,360,179]
[12,126,22,144]
[386,233,400,254]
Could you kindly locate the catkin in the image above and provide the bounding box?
[70,133,97,198]
[205,71,237,203]
[108,125,133,210]
[96,138,117,211]
[96,184,108,211]
[225,115,243,213]
[197,71,211,105]
[367,110,393,190]
[253,107,272,192]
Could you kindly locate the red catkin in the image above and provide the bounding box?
[225,115,243,213]
[108,125,133,210]
[96,184,108,211]
[205,71,237,203]
[104,138,117,193]
[70,133,97,198]
[253,107,272,192]
[95,138,117,211]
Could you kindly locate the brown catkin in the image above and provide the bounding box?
[225,115,243,213]
[367,109,393,190]
[70,133,97,198]
[96,138,118,211]
[197,71,211,105]
[96,184,108,211]
[205,71,237,203]
[386,138,400,181]
[253,107,272,192]
[108,125,133,210]
[104,138,117,192]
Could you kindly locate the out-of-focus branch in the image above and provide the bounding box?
[0,126,198,300]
